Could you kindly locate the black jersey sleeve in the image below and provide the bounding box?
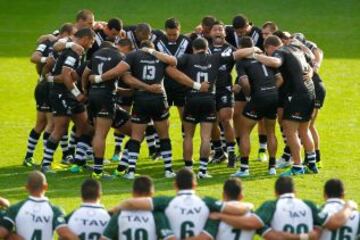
[63,51,80,70]
[176,54,189,68]
[218,51,235,65]
[272,50,285,65]
[235,61,247,84]
[124,51,136,69]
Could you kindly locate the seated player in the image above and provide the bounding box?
[207,176,357,240]
[0,171,78,240]
[111,168,253,239]
[66,179,110,239]
[102,176,175,240]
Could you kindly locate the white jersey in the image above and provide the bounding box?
[103,210,174,240]
[255,193,329,236]
[2,196,67,240]
[151,190,224,239]
[67,203,110,240]
[319,199,360,240]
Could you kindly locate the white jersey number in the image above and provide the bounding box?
[142,66,156,80]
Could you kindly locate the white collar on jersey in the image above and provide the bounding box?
[279,193,295,199]
[177,190,196,196]
[81,202,105,208]
[29,195,49,201]
[326,198,345,204]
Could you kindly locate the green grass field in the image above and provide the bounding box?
[0,0,360,237]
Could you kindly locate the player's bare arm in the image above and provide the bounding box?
[254,53,282,68]
[57,225,80,240]
[142,47,177,66]
[89,61,130,83]
[165,66,209,92]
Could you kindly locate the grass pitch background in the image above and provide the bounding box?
[0,0,360,225]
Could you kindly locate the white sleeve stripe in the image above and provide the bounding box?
[148,197,154,210]
[55,223,68,231]
[202,230,215,240]
[220,202,226,212]
[3,217,15,224]
[164,234,176,240]
[251,213,265,227]
[261,227,273,237]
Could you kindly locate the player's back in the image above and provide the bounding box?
[117,210,157,240]
[216,208,255,240]
[4,196,66,240]
[67,203,110,240]
[164,190,210,239]
[270,194,316,233]
[319,199,360,240]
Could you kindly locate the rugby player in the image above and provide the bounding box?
[232,36,283,177]
[207,176,357,240]
[155,17,192,138]
[102,176,175,240]
[0,171,78,240]
[66,179,110,239]
[89,40,201,179]
[112,168,253,239]
[23,23,75,167]
[189,16,217,42]
[254,35,318,176]
[40,28,95,174]
[319,179,360,240]
[176,37,261,178]
[207,21,237,167]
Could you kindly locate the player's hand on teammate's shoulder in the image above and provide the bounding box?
[199,81,210,92]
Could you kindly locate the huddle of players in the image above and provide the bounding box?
[22,9,326,179]
[0,170,359,240]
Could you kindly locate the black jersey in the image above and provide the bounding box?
[225,25,263,49]
[273,44,315,98]
[236,58,278,100]
[208,43,236,91]
[86,29,116,60]
[155,34,192,91]
[34,39,54,76]
[124,50,168,96]
[176,51,234,95]
[124,25,164,50]
[51,49,81,90]
[87,47,124,91]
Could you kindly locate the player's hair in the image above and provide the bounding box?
[324,179,344,198]
[239,36,254,48]
[262,21,278,32]
[272,31,290,40]
[81,179,101,201]
[76,9,94,22]
[232,14,249,29]
[275,176,294,195]
[176,168,195,190]
[165,17,180,29]
[118,38,133,47]
[107,18,123,31]
[27,171,47,191]
[192,37,208,50]
[133,176,153,195]
[135,23,152,35]
[263,35,282,48]
[292,32,306,43]
[59,23,75,35]
[210,20,225,30]
[223,178,242,200]
[201,16,217,28]
[140,40,155,49]
[100,41,115,49]
[74,28,96,39]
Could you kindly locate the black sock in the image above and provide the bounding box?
[269,157,276,169]
[213,140,223,155]
[127,139,140,173]
[315,149,321,162]
[282,146,291,161]
[25,129,41,159]
[42,138,59,166]
[42,131,51,147]
[258,134,267,152]
[199,157,209,174]
[145,125,156,154]
[235,137,240,147]
[114,132,125,154]
[94,157,103,174]
[160,138,173,172]
[305,151,316,167]
[184,160,193,167]
[74,135,92,166]
[240,157,249,171]
[226,142,236,155]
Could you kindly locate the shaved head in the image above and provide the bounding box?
[27,171,47,192]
